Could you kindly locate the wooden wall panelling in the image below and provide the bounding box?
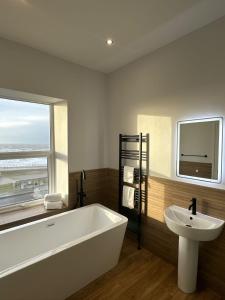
[179,161,212,179]
[69,168,113,209]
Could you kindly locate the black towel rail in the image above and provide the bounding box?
[181,153,208,158]
[119,133,149,249]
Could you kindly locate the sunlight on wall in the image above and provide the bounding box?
[147,179,166,223]
[137,115,172,178]
[54,101,69,206]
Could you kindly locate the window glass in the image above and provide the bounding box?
[0,98,51,207]
[0,98,50,151]
[0,157,48,207]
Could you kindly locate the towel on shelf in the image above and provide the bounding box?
[44,200,63,210]
[122,186,135,209]
[44,193,62,202]
[123,165,134,183]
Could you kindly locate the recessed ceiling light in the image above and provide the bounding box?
[106,39,114,46]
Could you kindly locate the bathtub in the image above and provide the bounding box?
[0,204,127,300]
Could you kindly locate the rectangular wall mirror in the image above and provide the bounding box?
[177,117,223,183]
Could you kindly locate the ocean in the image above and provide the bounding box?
[0,144,49,169]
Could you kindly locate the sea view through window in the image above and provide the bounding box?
[0,98,51,208]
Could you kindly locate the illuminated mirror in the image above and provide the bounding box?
[177,117,223,183]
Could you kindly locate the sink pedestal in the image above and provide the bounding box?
[178,236,199,293]
[165,205,224,294]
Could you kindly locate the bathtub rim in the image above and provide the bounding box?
[0,204,127,235]
[0,204,128,279]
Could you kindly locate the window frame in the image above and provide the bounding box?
[0,100,55,212]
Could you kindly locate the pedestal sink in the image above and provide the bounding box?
[164,205,224,293]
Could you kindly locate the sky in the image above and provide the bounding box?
[0,98,50,145]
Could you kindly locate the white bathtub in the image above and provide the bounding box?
[0,204,127,300]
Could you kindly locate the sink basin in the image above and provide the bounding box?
[164,205,224,294]
[164,205,224,241]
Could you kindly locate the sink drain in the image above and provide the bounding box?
[186,224,192,227]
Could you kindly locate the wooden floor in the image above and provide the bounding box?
[67,238,222,300]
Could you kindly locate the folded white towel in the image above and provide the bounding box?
[44,193,62,202]
[122,186,135,209]
[44,200,63,210]
[123,166,134,184]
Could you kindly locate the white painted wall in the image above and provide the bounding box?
[0,37,107,172]
[1,16,225,190]
[107,17,225,189]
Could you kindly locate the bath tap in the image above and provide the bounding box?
[188,198,197,215]
[76,170,86,207]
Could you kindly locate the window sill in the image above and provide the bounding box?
[0,204,68,231]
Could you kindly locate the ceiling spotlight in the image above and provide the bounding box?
[106,39,114,46]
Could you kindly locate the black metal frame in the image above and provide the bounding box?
[119,133,149,249]
[75,170,86,208]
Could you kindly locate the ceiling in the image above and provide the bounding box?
[0,0,225,73]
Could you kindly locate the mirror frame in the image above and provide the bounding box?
[176,117,223,183]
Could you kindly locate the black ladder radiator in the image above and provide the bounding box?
[119,133,149,249]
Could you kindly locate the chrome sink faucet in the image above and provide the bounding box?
[188,198,197,215]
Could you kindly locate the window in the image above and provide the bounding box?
[0,98,53,208]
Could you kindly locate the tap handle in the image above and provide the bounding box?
[191,197,197,204]
[82,170,86,181]
[80,170,86,182]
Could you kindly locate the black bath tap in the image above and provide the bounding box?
[76,170,86,208]
[188,198,197,215]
